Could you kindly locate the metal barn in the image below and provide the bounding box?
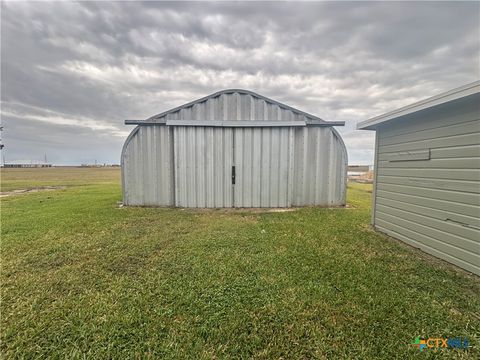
[358,81,480,275]
[122,89,347,208]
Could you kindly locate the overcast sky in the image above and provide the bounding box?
[1,1,478,165]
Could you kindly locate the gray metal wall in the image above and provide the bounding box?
[173,126,234,208]
[293,127,347,206]
[122,91,347,208]
[122,125,174,206]
[373,94,480,275]
[233,127,296,207]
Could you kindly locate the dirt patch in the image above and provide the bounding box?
[0,186,66,197]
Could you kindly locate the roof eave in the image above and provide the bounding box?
[125,119,345,126]
[357,80,480,130]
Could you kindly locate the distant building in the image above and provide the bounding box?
[80,163,119,167]
[348,165,371,173]
[348,165,373,183]
[2,160,52,168]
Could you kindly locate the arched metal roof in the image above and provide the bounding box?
[125,89,345,126]
[148,89,325,122]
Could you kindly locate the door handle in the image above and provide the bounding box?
[232,166,236,185]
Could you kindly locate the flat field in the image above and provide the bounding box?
[1,167,478,359]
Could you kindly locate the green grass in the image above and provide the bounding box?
[1,169,479,359]
[0,167,121,192]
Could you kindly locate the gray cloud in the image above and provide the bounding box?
[1,1,478,165]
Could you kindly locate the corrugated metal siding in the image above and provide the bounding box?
[293,127,347,206]
[233,127,295,207]
[122,91,347,208]
[122,125,174,206]
[374,97,480,275]
[173,126,233,207]
[157,93,310,122]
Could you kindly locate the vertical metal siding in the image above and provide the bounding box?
[154,93,315,123]
[122,125,174,206]
[122,91,347,208]
[374,97,480,275]
[233,127,295,207]
[292,126,347,206]
[173,126,233,207]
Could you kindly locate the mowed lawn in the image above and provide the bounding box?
[1,168,479,359]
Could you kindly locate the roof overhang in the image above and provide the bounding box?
[357,80,480,130]
[125,119,345,127]
[165,120,306,127]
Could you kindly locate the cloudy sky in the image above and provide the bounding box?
[1,1,478,165]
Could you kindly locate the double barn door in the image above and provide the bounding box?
[173,126,294,208]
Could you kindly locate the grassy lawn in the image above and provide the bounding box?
[1,168,478,359]
[0,167,121,192]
